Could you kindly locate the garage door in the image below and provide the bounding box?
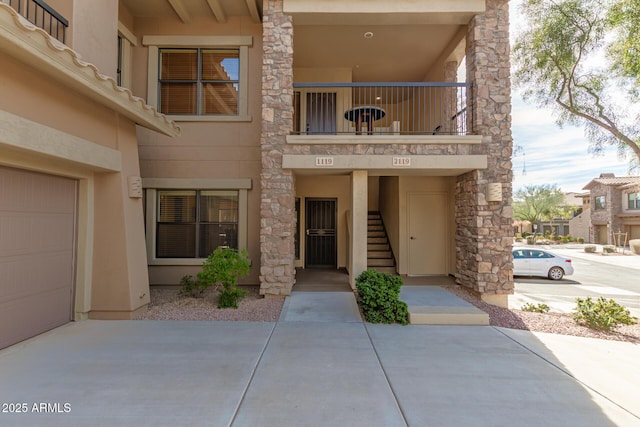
[626,225,640,241]
[0,166,77,349]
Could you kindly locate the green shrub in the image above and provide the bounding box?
[355,270,408,325]
[179,274,206,298]
[521,303,550,313]
[197,247,250,308]
[584,245,597,253]
[573,297,638,331]
[526,236,535,245]
[577,237,585,244]
[603,245,616,254]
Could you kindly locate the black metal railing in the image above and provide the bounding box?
[4,0,68,43]
[292,82,472,136]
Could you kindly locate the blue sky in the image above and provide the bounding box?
[510,95,631,193]
[509,1,634,194]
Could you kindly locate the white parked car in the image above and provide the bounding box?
[512,248,574,280]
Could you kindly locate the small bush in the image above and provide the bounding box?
[603,245,616,254]
[355,270,408,325]
[197,247,250,308]
[526,236,535,245]
[179,275,208,298]
[521,303,550,313]
[584,245,596,253]
[577,237,585,244]
[573,297,638,331]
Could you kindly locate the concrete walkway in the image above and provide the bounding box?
[1,299,639,426]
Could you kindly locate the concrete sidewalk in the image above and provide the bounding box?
[1,312,639,426]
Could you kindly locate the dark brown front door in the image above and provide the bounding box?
[305,198,337,268]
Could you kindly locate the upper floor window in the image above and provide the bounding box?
[159,48,239,115]
[628,192,640,209]
[594,195,605,210]
[143,35,252,122]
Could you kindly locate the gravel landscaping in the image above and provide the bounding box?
[136,284,639,343]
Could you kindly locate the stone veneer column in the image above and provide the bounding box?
[456,0,513,306]
[259,0,296,296]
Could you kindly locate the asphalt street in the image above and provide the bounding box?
[510,245,640,317]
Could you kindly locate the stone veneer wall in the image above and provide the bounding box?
[589,183,620,244]
[455,0,514,300]
[260,0,296,296]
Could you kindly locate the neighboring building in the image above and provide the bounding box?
[568,193,591,242]
[582,173,640,244]
[1,0,513,348]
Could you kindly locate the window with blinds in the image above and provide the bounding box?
[157,190,239,258]
[159,48,239,115]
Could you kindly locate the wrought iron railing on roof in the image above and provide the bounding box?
[3,0,68,43]
[292,82,472,136]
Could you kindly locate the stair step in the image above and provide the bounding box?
[368,251,392,259]
[367,244,389,251]
[368,214,381,220]
[368,258,395,267]
[408,307,489,325]
[368,219,382,225]
[367,237,388,244]
[368,225,384,231]
[368,231,386,238]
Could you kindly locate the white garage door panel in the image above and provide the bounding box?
[0,167,76,349]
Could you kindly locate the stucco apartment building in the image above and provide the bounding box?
[0,0,513,348]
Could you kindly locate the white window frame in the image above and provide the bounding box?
[143,178,251,265]
[626,191,640,210]
[117,22,137,89]
[143,35,252,122]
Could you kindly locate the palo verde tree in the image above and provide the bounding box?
[513,184,566,224]
[513,0,640,172]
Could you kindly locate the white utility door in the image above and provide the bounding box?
[408,192,447,275]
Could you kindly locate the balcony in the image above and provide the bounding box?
[292,82,471,138]
[3,0,67,43]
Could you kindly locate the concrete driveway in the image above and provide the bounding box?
[1,293,639,426]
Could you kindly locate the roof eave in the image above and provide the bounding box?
[0,4,180,137]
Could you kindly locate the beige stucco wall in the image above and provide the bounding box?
[0,51,150,319]
[132,16,263,285]
[295,175,351,269]
[71,0,119,78]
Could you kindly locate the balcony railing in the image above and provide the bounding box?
[293,82,472,136]
[3,0,68,43]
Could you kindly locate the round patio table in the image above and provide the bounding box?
[344,106,386,135]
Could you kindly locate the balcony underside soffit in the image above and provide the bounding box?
[120,0,263,24]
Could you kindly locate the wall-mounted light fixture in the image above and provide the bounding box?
[486,183,502,202]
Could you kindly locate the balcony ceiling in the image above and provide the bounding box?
[293,24,464,82]
[121,0,263,24]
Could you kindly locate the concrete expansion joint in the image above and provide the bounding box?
[228,321,278,427]
[363,322,410,427]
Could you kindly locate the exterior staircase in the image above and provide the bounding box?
[367,212,396,274]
